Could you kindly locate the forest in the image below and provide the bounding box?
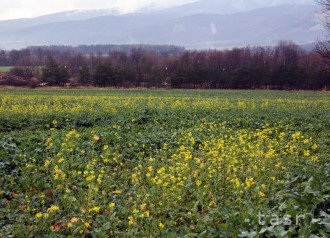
[0,41,329,90]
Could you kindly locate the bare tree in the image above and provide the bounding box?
[317,0,330,28]
[316,0,330,64]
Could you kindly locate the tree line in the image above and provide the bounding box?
[317,0,330,64]
[0,41,329,90]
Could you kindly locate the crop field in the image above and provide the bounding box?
[0,66,13,73]
[0,89,330,237]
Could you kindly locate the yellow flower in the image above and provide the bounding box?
[128,216,134,225]
[259,191,266,197]
[54,166,62,175]
[108,202,116,209]
[89,206,100,213]
[292,132,301,140]
[132,173,138,181]
[66,129,75,138]
[44,160,51,167]
[159,222,165,228]
[233,178,241,188]
[111,190,122,194]
[86,175,95,182]
[311,156,319,162]
[67,222,73,228]
[196,180,202,187]
[209,200,216,207]
[47,205,60,213]
[84,222,91,228]
[303,150,310,157]
[140,210,150,218]
[58,157,65,163]
[93,135,100,141]
[35,212,43,218]
[311,143,318,151]
[144,211,150,218]
[245,177,254,188]
[133,208,139,214]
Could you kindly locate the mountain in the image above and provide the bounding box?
[0,1,324,50]
[152,0,317,16]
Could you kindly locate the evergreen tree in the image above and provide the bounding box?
[41,57,69,86]
[78,63,91,85]
[93,60,117,87]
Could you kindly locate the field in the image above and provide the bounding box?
[0,89,330,237]
[0,66,13,73]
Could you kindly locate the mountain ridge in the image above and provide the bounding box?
[0,2,323,50]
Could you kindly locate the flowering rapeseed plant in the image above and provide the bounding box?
[0,89,328,237]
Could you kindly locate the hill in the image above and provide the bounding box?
[0,1,323,49]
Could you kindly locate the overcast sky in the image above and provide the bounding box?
[0,0,197,20]
[0,0,316,21]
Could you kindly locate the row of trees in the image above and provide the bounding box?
[0,44,184,67]
[168,42,329,89]
[1,41,330,89]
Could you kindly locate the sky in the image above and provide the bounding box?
[0,0,197,20]
[0,0,317,21]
